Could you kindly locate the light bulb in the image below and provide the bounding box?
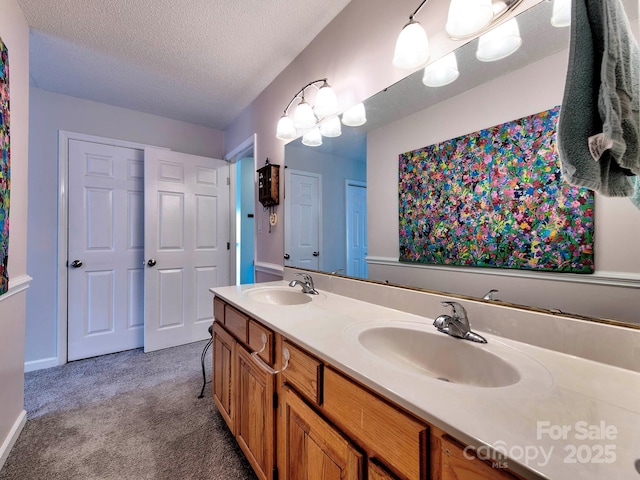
[341,103,367,127]
[302,127,322,147]
[276,115,297,140]
[314,82,339,117]
[422,52,459,87]
[476,18,522,62]
[320,117,342,138]
[446,0,494,39]
[293,100,317,130]
[392,20,430,69]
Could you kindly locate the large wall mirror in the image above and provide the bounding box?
[285,0,640,327]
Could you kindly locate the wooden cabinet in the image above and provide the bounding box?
[212,302,277,480]
[439,435,520,480]
[212,297,524,480]
[322,367,429,480]
[212,322,234,431]
[283,386,362,480]
[236,346,275,480]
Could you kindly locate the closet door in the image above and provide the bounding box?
[67,140,144,361]
[143,147,230,352]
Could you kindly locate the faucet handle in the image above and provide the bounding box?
[440,301,469,328]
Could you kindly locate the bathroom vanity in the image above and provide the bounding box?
[210,271,640,480]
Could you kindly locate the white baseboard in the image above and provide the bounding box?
[0,409,26,471]
[24,357,60,373]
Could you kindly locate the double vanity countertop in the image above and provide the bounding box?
[211,281,640,480]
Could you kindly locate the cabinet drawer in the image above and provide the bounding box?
[323,368,428,480]
[213,296,226,324]
[224,305,248,343]
[248,319,274,365]
[283,341,323,405]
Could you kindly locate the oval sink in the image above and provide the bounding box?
[356,325,521,388]
[244,287,313,306]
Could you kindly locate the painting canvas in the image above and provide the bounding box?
[0,37,9,294]
[399,106,595,273]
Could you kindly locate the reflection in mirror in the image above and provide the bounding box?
[284,0,640,326]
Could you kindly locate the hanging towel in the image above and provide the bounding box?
[630,176,640,209]
[557,0,639,197]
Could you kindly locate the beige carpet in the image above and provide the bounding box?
[0,341,257,480]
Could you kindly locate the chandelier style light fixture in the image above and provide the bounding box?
[393,0,530,86]
[276,78,366,146]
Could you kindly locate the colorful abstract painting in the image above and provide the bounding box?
[399,107,594,273]
[0,37,9,294]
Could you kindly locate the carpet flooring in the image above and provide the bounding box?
[0,341,257,480]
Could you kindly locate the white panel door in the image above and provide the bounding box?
[144,148,230,352]
[284,170,321,270]
[68,140,144,361]
[346,181,367,278]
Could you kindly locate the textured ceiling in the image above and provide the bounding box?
[17,0,353,130]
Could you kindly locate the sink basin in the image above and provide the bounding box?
[356,325,521,388]
[244,286,313,306]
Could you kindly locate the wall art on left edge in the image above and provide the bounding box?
[0,36,9,295]
[399,106,594,273]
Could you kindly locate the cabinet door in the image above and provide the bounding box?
[441,436,519,480]
[369,460,401,480]
[284,387,363,480]
[236,346,275,480]
[212,322,235,431]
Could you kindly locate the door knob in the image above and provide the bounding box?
[284,254,290,260]
[312,251,319,257]
[147,259,157,267]
[70,260,83,268]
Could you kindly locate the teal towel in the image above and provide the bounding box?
[557,0,639,197]
[630,176,640,209]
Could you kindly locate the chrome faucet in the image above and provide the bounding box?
[288,273,319,295]
[482,289,499,301]
[433,301,487,343]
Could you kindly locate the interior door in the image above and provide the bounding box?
[346,181,367,278]
[284,170,320,270]
[144,147,230,352]
[67,140,144,361]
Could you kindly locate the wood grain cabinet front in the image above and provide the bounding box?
[283,386,363,480]
[212,322,235,432]
[440,435,521,480]
[236,346,275,480]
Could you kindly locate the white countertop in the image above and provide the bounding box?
[211,281,640,480]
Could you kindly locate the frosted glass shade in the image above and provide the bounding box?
[341,103,367,127]
[320,116,342,138]
[551,0,571,27]
[314,84,339,117]
[302,127,322,147]
[446,0,493,39]
[392,20,430,69]
[422,52,459,87]
[293,100,317,130]
[476,18,522,62]
[276,115,297,140]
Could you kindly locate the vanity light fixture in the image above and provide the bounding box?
[276,78,340,141]
[550,0,571,27]
[476,17,522,62]
[276,78,367,145]
[393,0,431,69]
[422,51,459,87]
